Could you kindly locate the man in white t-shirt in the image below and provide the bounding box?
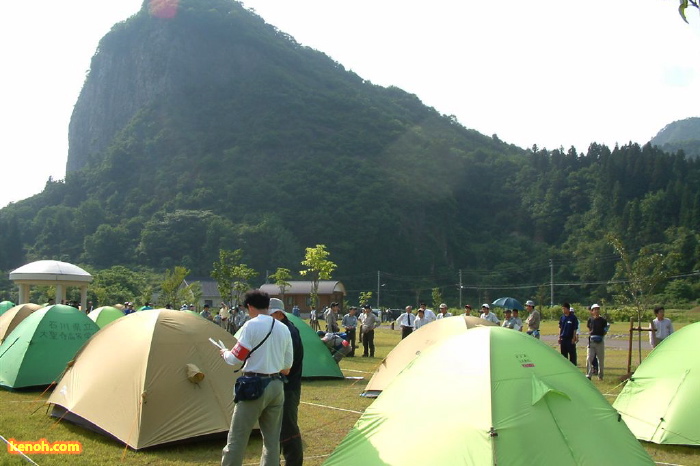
[414,309,427,330]
[418,302,437,323]
[220,289,293,466]
[396,306,415,339]
[480,304,500,325]
[650,305,674,348]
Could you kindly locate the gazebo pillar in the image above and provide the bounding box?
[80,285,88,312]
[17,283,30,304]
[55,284,64,304]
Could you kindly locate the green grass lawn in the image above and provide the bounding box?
[1,321,699,465]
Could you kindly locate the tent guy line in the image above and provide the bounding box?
[0,434,39,465]
[5,400,46,403]
[340,368,374,374]
[300,401,363,415]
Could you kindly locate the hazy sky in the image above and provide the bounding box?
[2,0,700,208]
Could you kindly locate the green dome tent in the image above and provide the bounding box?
[0,303,42,343]
[282,313,343,378]
[326,326,653,465]
[234,313,343,378]
[87,306,125,328]
[614,321,700,445]
[0,304,99,389]
[0,301,16,315]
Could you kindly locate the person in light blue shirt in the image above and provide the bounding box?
[341,307,359,357]
[501,309,515,329]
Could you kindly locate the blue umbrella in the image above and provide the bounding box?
[491,297,524,311]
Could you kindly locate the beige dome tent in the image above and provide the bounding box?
[48,309,238,449]
[0,303,42,343]
[362,315,496,397]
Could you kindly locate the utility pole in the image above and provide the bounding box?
[549,259,554,307]
[459,269,463,308]
[377,270,381,309]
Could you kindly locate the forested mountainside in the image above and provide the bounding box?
[1,0,699,306]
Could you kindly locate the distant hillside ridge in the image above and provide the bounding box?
[649,117,700,158]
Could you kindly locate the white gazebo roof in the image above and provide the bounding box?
[9,260,93,285]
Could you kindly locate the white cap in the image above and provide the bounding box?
[591,303,600,309]
[525,300,535,307]
[269,298,285,313]
[481,303,490,309]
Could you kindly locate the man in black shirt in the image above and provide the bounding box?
[270,298,304,466]
[586,304,608,380]
[558,302,579,365]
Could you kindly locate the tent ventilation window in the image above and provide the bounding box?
[186,364,205,384]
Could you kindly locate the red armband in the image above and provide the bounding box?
[231,343,250,361]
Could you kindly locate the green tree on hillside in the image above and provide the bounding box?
[431,287,443,310]
[608,234,678,364]
[212,249,242,306]
[359,291,373,307]
[231,264,258,306]
[211,248,258,306]
[269,267,292,302]
[300,245,336,310]
[160,266,197,307]
[608,235,677,313]
[84,224,134,267]
[90,265,147,306]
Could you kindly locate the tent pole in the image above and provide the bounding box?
[627,317,633,375]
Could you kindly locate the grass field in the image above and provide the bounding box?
[1,320,699,465]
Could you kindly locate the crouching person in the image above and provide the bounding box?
[318,331,351,363]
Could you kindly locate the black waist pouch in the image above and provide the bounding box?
[234,376,273,403]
